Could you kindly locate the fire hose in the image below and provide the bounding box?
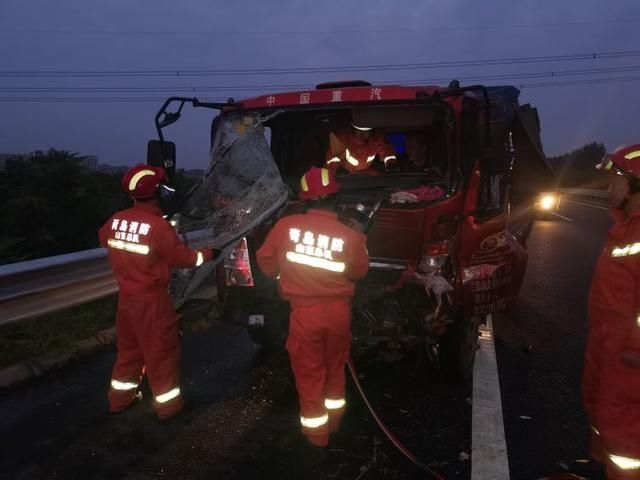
[342,198,444,478]
[347,356,445,480]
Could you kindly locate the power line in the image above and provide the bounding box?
[1,64,639,93]
[0,97,172,102]
[0,75,638,102]
[0,19,636,35]
[1,50,639,78]
[518,75,640,88]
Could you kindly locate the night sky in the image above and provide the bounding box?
[1,1,638,169]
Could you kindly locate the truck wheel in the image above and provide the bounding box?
[247,318,288,349]
[222,294,289,349]
[245,303,289,349]
[437,315,481,387]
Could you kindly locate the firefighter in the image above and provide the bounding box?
[99,165,216,421]
[325,121,397,173]
[256,166,369,447]
[581,144,640,479]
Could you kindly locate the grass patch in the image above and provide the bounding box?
[0,296,117,369]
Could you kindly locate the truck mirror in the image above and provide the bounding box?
[147,140,176,182]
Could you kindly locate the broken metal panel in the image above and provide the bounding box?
[170,111,289,308]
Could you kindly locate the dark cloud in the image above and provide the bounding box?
[0,0,638,167]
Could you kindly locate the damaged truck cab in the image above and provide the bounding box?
[149,80,553,383]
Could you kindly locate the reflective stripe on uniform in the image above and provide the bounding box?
[345,149,359,167]
[107,239,150,255]
[325,398,346,410]
[286,251,346,272]
[383,155,396,165]
[155,387,181,404]
[196,251,204,266]
[111,379,139,391]
[609,454,640,470]
[611,242,640,257]
[327,156,341,165]
[320,168,330,186]
[300,413,329,428]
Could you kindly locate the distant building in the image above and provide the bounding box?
[80,155,98,171]
[0,153,30,170]
[0,152,99,171]
[96,163,129,174]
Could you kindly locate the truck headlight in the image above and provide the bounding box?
[223,238,255,287]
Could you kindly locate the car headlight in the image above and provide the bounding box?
[538,194,557,211]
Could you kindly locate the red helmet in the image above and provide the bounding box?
[597,144,640,179]
[299,167,340,201]
[121,165,168,199]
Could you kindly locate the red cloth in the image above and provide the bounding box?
[583,208,640,476]
[390,185,445,204]
[99,201,212,418]
[256,208,368,444]
[325,127,396,173]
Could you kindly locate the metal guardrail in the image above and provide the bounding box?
[560,188,608,204]
[0,248,117,326]
[0,191,609,327]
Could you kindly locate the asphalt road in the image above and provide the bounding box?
[0,199,611,480]
[496,199,611,480]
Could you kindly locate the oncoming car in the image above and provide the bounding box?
[535,191,561,217]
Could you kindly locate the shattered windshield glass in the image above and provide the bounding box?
[170,110,288,307]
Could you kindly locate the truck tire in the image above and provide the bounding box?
[437,314,481,387]
[247,316,288,349]
[221,288,289,349]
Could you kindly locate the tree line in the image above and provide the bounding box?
[546,142,608,189]
[0,149,197,265]
[1,143,608,265]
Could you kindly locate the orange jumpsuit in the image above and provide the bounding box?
[583,208,640,479]
[325,127,396,173]
[256,208,369,446]
[99,201,212,419]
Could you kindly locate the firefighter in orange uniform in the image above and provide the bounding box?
[582,144,640,479]
[99,165,216,420]
[256,167,369,447]
[325,122,397,173]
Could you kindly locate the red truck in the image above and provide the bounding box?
[148,80,554,383]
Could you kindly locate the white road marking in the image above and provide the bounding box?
[562,198,609,211]
[472,314,510,480]
[550,211,574,222]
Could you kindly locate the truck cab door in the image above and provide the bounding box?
[457,162,528,318]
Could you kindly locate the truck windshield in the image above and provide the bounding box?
[259,105,456,200]
[175,110,289,248]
